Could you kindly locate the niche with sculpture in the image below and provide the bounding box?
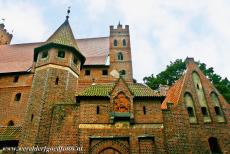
[114,92,130,112]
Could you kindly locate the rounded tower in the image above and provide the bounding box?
[20,14,85,147]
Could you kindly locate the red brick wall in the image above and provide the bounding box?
[0,74,33,126]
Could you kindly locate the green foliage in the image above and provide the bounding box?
[143,59,230,103]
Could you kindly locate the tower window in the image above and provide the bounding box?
[13,75,19,82]
[55,77,59,85]
[208,137,222,153]
[15,93,21,101]
[143,106,146,115]
[102,70,108,76]
[201,107,208,116]
[114,39,118,47]
[214,106,221,116]
[85,70,91,76]
[7,120,14,126]
[42,50,48,58]
[73,55,78,65]
[119,70,126,76]
[187,107,195,117]
[96,106,100,114]
[122,39,126,47]
[58,50,65,58]
[117,52,123,60]
[31,114,34,122]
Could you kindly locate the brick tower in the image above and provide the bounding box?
[109,22,133,82]
[0,23,13,45]
[20,15,85,147]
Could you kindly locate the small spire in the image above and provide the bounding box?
[118,21,121,26]
[66,6,71,20]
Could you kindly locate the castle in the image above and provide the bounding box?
[0,13,229,154]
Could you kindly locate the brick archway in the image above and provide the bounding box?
[90,140,129,154]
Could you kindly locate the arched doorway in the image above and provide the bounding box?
[99,147,121,154]
[208,137,222,154]
[90,140,129,154]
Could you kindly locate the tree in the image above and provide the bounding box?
[143,59,230,103]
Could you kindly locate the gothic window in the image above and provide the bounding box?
[122,39,126,47]
[13,75,19,82]
[114,39,118,47]
[7,120,14,126]
[184,92,197,123]
[42,50,48,58]
[15,93,21,101]
[208,137,222,154]
[119,70,126,76]
[210,92,225,122]
[117,52,123,60]
[58,50,65,58]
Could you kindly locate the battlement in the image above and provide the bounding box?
[0,23,13,45]
[110,23,129,36]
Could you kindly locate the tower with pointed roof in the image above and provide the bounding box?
[0,23,13,45]
[20,13,85,146]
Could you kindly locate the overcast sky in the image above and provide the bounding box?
[0,0,229,82]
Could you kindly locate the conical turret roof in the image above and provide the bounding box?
[34,18,85,64]
[47,19,80,51]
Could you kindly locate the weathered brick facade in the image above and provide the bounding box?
[0,17,229,154]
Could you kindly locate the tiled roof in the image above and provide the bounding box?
[78,83,164,97]
[78,84,114,97]
[0,126,21,141]
[161,75,185,109]
[47,19,80,51]
[0,37,109,73]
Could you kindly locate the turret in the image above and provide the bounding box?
[0,23,13,45]
[20,11,85,147]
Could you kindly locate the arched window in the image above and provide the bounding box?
[208,137,222,154]
[210,92,225,122]
[122,39,126,47]
[192,71,211,123]
[7,120,14,126]
[117,52,123,60]
[15,93,21,101]
[184,92,197,123]
[119,70,126,76]
[114,39,118,47]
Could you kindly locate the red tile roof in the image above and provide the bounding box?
[161,75,186,110]
[0,37,109,73]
